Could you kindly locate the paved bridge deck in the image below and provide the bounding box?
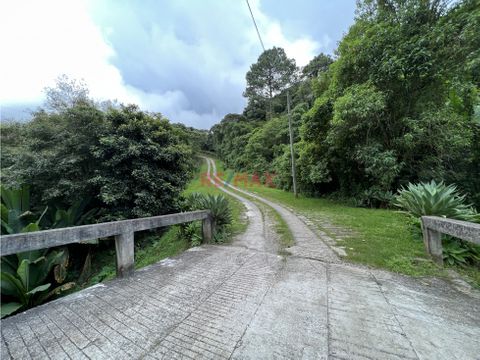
[2,159,479,359]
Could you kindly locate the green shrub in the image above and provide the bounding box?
[3,103,194,221]
[1,185,47,234]
[395,180,479,222]
[1,186,74,318]
[178,222,202,246]
[395,180,480,267]
[183,193,233,243]
[185,193,232,227]
[443,237,480,267]
[1,249,74,318]
[358,187,395,208]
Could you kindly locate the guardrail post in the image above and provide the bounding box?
[202,215,213,243]
[422,222,443,265]
[115,228,135,277]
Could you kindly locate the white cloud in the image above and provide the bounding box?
[0,0,323,128]
[0,0,126,104]
[249,0,323,66]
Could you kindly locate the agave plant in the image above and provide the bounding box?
[186,193,232,227]
[395,180,479,222]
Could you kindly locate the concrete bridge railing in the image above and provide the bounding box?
[421,216,480,265]
[1,210,213,277]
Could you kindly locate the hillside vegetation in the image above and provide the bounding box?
[210,0,480,209]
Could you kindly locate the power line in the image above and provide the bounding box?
[245,0,265,52]
[244,0,298,198]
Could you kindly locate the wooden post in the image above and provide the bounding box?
[115,229,135,277]
[202,216,213,243]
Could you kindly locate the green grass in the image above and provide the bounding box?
[214,158,480,286]
[85,228,189,286]
[185,159,248,236]
[265,204,295,255]
[135,228,189,269]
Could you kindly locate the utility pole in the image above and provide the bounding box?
[287,90,297,198]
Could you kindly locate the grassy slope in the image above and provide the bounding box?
[215,158,480,286]
[86,157,248,287]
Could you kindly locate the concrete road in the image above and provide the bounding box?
[1,159,479,359]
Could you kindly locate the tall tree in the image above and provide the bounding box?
[244,47,298,118]
[44,75,91,112]
[302,53,333,79]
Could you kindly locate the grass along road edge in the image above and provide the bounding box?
[212,158,480,287]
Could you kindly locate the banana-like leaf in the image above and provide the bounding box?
[1,204,9,225]
[16,259,31,291]
[17,250,46,264]
[53,248,69,283]
[25,283,51,295]
[29,251,64,286]
[54,265,67,283]
[0,256,18,275]
[0,272,26,303]
[20,222,40,233]
[1,302,23,318]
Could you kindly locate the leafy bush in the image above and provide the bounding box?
[396,180,480,267]
[185,193,232,228]
[44,199,97,229]
[1,185,47,234]
[3,102,195,221]
[1,186,75,317]
[358,187,395,208]
[395,181,479,222]
[178,222,202,246]
[443,237,480,267]
[1,249,74,318]
[183,193,233,244]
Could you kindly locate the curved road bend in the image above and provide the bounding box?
[1,160,479,360]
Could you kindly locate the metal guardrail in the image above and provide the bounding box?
[1,210,213,277]
[421,216,480,265]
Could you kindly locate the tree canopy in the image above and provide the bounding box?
[244,47,298,119]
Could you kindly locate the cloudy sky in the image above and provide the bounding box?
[0,0,356,128]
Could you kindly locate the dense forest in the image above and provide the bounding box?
[211,0,480,208]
